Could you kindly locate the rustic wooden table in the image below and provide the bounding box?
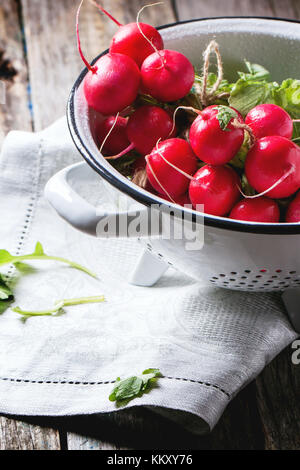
[0,0,299,451]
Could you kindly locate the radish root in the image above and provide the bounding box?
[99,112,120,155]
[169,105,201,137]
[89,0,122,26]
[155,139,194,180]
[136,3,164,69]
[238,166,295,199]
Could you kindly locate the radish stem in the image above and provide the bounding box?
[90,0,122,26]
[76,0,97,73]
[104,142,135,160]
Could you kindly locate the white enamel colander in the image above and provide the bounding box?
[45,17,300,313]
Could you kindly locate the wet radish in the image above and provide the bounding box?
[161,192,191,206]
[189,105,245,165]
[96,115,129,155]
[230,197,280,223]
[76,1,140,115]
[245,136,300,198]
[245,104,293,140]
[92,2,164,67]
[146,138,197,199]
[286,192,300,222]
[141,49,195,102]
[106,105,176,158]
[189,165,240,216]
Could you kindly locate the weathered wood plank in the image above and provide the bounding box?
[0,0,61,451]
[3,0,298,451]
[66,410,202,450]
[256,346,300,450]
[0,0,32,147]
[0,416,60,450]
[67,433,127,451]
[175,0,300,20]
[20,0,176,131]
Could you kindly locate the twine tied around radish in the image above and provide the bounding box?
[199,40,229,106]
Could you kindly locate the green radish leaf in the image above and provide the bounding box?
[109,369,161,403]
[12,295,105,319]
[238,61,270,81]
[194,72,233,94]
[0,250,14,265]
[33,242,45,256]
[213,105,238,131]
[271,79,300,140]
[229,80,276,116]
[0,300,13,315]
[0,242,97,278]
[0,274,14,300]
[112,376,143,401]
[0,275,14,315]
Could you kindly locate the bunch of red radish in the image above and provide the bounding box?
[77,1,300,224]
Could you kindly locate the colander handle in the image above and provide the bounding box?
[44,162,158,238]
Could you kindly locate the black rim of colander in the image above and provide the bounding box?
[67,16,300,235]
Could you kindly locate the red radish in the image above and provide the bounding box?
[96,115,130,155]
[106,105,176,158]
[146,138,197,198]
[92,2,164,67]
[245,104,293,140]
[245,136,300,199]
[229,197,280,223]
[141,49,195,102]
[286,192,300,222]
[161,192,191,206]
[189,105,244,165]
[189,165,240,216]
[76,1,140,115]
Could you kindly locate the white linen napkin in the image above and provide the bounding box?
[0,117,297,434]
